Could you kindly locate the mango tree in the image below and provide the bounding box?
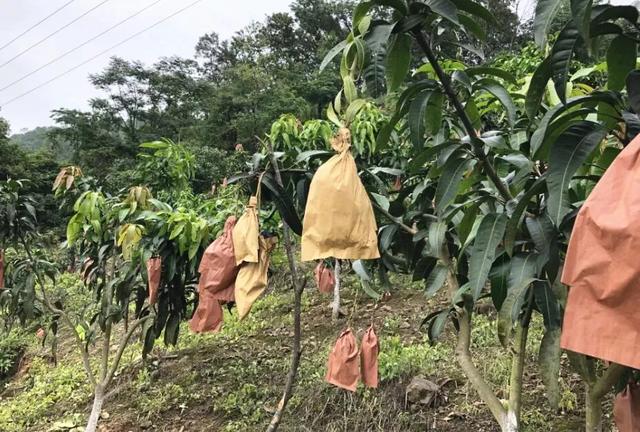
[321,0,640,431]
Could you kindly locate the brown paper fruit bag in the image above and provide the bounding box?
[198,216,239,303]
[325,328,360,392]
[232,195,260,266]
[235,235,278,320]
[146,257,161,305]
[301,128,380,261]
[614,382,640,432]
[189,290,223,333]
[360,325,379,388]
[561,134,640,369]
[314,261,335,294]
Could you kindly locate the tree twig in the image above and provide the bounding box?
[411,29,513,203]
[265,140,307,432]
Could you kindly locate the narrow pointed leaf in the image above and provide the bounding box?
[386,33,412,92]
[607,35,637,92]
[526,57,552,119]
[550,22,581,104]
[468,213,508,300]
[547,121,606,226]
[435,154,472,214]
[534,0,563,47]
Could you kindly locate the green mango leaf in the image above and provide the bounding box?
[628,70,640,114]
[458,14,486,40]
[534,281,562,330]
[409,90,433,149]
[261,174,303,236]
[427,309,450,343]
[424,0,460,25]
[607,36,637,92]
[533,0,563,47]
[435,154,472,214]
[450,0,496,24]
[473,78,516,126]
[427,220,447,258]
[467,67,517,84]
[525,57,552,119]
[538,328,561,409]
[570,0,593,44]
[550,22,581,104]
[497,253,537,346]
[425,263,449,297]
[468,213,508,300]
[547,121,606,226]
[386,34,412,92]
[320,40,348,72]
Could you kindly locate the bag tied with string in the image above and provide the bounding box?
[561,133,640,369]
[301,128,380,261]
[325,328,360,392]
[233,194,260,266]
[235,235,278,319]
[614,382,640,432]
[146,257,161,305]
[360,325,379,388]
[314,261,335,294]
[198,215,239,303]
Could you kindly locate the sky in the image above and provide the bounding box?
[0,0,293,133]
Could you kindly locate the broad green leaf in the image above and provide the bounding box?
[473,78,516,126]
[261,174,303,235]
[467,67,517,84]
[320,40,348,72]
[425,263,448,297]
[550,22,581,104]
[538,328,561,409]
[525,57,552,119]
[489,256,511,310]
[345,99,368,124]
[343,75,358,103]
[497,253,537,345]
[450,0,496,24]
[533,0,563,47]
[525,214,555,264]
[547,121,606,226]
[327,103,342,127]
[427,309,450,343]
[591,5,639,26]
[570,0,592,44]
[607,35,637,91]
[353,1,373,27]
[424,0,460,25]
[628,70,640,114]
[371,192,390,211]
[468,213,508,300]
[428,221,447,258]
[435,154,472,214]
[386,34,412,92]
[458,14,486,40]
[409,90,433,149]
[534,281,562,330]
[425,90,443,135]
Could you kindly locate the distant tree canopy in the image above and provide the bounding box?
[6,0,530,208]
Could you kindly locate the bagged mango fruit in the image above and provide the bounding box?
[198,215,239,303]
[235,234,278,320]
[301,128,379,261]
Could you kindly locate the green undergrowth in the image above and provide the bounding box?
[0,272,586,432]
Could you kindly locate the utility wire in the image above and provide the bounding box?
[0,0,76,53]
[0,0,207,107]
[0,0,166,92]
[0,0,111,70]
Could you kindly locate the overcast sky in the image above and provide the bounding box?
[0,0,293,133]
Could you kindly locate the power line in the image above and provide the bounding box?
[0,0,111,70]
[0,0,166,93]
[0,0,207,107]
[0,0,76,53]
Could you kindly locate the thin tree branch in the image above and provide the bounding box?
[20,234,97,386]
[411,29,514,203]
[264,139,307,432]
[105,316,150,386]
[373,203,417,235]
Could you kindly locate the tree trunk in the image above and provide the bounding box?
[332,259,341,321]
[585,386,603,432]
[85,384,105,432]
